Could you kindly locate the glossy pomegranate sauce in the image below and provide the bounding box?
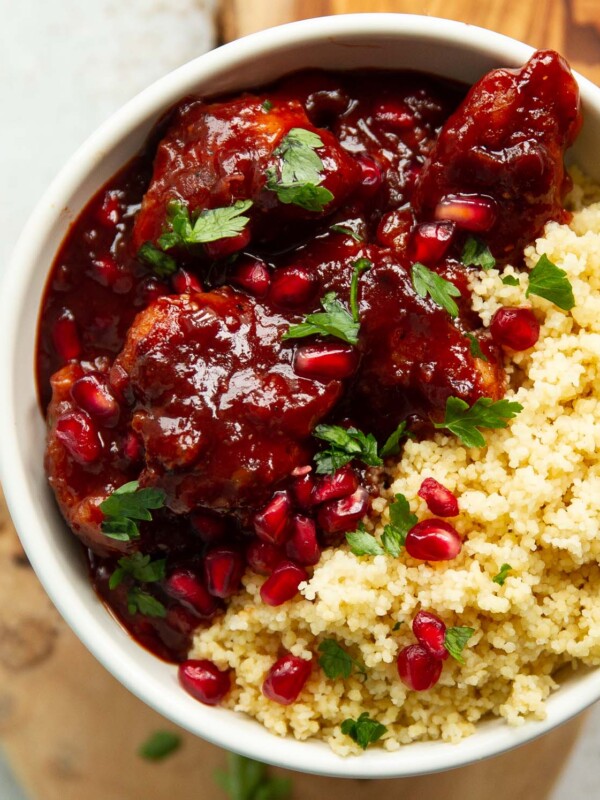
[36,58,581,668]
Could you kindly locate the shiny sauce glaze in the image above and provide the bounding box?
[37,57,581,663]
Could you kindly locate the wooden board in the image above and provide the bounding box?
[2,1,599,797]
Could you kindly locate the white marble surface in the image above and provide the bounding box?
[1,1,599,797]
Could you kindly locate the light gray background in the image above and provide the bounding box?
[0,1,597,797]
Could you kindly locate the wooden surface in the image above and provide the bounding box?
[3,1,599,798]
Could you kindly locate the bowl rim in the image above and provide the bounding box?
[2,12,600,779]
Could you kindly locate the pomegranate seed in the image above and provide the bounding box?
[285,515,321,566]
[91,255,119,287]
[260,560,308,606]
[254,491,292,545]
[417,478,459,517]
[291,472,316,509]
[397,644,443,691]
[247,539,284,575]
[412,610,449,661]
[269,266,316,309]
[294,343,358,381]
[97,191,120,226]
[123,431,143,463]
[204,547,245,598]
[409,221,455,266]
[172,268,203,294]
[435,194,497,232]
[204,227,251,260]
[317,487,370,535]
[312,466,359,505]
[71,374,120,426]
[52,310,81,361]
[405,519,462,562]
[230,257,271,297]
[490,307,540,351]
[291,465,312,477]
[179,659,230,705]
[191,511,227,544]
[55,410,102,464]
[356,154,383,196]
[262,654,312,705]
[373,99,414,130]
[165,569,217,617]
[376,209,414,250]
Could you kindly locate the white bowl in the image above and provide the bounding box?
[2,13,600,779]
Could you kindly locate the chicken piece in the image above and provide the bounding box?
[113,288,342,514]
[133,94,361,253]
[412,50,582,261]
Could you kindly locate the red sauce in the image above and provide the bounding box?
[36,56,581,663]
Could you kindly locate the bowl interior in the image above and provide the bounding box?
[3,14,600,779]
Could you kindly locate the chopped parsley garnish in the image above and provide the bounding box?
[493,563,513,586]
[444,626,475,663]
[501,274,520,287]
[282,291,359,345]
[383,493,417,554]
[138,731,182,761]
[526,254,575,311]
[434,396,523,448]
[349,257,372,322]
[346,523,385,556]
[215,753,291,800]
[313,424,382,474]
[138,242,178,278]
[411,262,461,318]
[100,481,166,542]
[392,621,403,632]
[266,127,334,212]
[127,587,166,618]
[157,199,253,250]
[379,420,408,458]
[346,493,416,558]
[318,638,367,680]
[340,712,387,750]
[330,224,364,242]
[465,332,488,362]
[461,236,496,270]
[109,552,166,590]
[261,99,273,112]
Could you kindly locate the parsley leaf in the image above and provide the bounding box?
[381,493,417,556]
[350,257,372,323]
[100,481,166,542]
[215,753,291,800]
[434,396,523,448]
[138,242,178,278]
[313,424,382,474]
[381,525,405,557]
[493,563,513,586]
[138,731,182,761]
[340,712,387,750]
[318,638,367,680]
[465,332,488,362]
[461,236,496,270]
[158,199,253,250]
[379,421,408,457]
[282,291,359,345]
[526,254,575,311]
[392,621,403,632]
[109,552,166,590]
[330,224,363,242]
[444,626,475,663]
[127,587,166,618]
[346,523,385,557]
[412,262,461,318]
[262,99,273,112]
[502,275,520,287]
[266,127,334,212]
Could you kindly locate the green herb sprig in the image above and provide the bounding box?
[412,262,461,318]
[100,481,165,542]
[215,753,291,800]
[492,563,513,586]
[526,254,575,311]
[340,713,387,750]
[158,199,253,249]
[444,626,475,663]
[313,424,382,474]
[461,236,496,270]
[266,127,334,212]
[138,731,182,761]
[318,638,367,680]
[434,396,523,448]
